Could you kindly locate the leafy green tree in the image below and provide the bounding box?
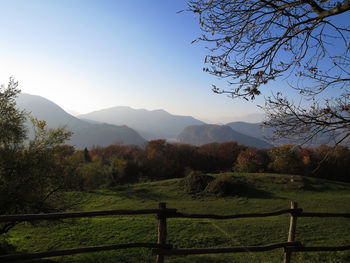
[0,78,73,234]
[0,78,27,150]
[77,160,108,189]
[268,145,304,175]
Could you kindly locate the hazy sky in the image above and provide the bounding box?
[1,0,343,123]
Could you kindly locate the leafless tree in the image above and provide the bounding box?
[187,0,350,145]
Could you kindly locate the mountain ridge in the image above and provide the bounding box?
[16,94,147,148]
[16,93,313,149]
[177,124,272,148]
[79,106,205,140]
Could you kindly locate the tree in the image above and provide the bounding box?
[268,145,304,175]
[0,78,73,234]
[313,144,350,181]
[83,147,92,162]
[235,148,269,173]
[0,78,27,150]
[187,0,350,145]
[145,140,185,179]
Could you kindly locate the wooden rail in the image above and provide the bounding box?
[1,243,172,262]
[152,241,302,255]
[0,202,349,263]
[167,208,303,219]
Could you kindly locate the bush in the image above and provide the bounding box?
[183,171,214,194]
[205,175,237,197]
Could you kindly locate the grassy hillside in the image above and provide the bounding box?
[5,173,350,263]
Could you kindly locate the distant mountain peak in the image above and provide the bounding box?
[79,106,205,140]
[16,94,146,148]
[177,124,272,148]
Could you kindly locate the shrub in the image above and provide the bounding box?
[205,175,237,197]
[183,171,214,194]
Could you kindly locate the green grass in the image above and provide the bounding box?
[4,173,350,263]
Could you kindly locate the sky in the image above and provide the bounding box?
[2,1,346,124]
[0,0,268,123]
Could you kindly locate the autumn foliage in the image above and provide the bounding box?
[58,140,350,190]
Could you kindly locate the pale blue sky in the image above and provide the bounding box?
[2,0,344,123]
[0,0,266,123]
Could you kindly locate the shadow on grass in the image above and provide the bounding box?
[170,255,232,263]
[196,180,276,199]
[91,186,167,201]
[26,260,56,263]
[285,177,331,192]
[117,187,166,201]
[234,182,274,199]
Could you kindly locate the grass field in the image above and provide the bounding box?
[4,173,350,263]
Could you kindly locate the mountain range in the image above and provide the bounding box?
[16,93,294,149]
[226,122,276,144]
[177,124,272,148]
[79,106,204,140]
[16,94,147,148]
[225,121,339,146]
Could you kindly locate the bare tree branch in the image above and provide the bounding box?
[188,0,350,145]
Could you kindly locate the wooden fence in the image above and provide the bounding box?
[0,202,349,263]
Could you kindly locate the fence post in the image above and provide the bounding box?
[156,202,167,263]
[283,202,298,263]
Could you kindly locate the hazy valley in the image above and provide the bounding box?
[17,93,277,149]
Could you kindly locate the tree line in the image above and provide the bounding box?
[70,141,350,190]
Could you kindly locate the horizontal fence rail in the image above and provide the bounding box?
[152,241,302,255]
[0,202,349,263]
[167,208,303,219]
[2,208,350,223]
[1,243,172,262]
